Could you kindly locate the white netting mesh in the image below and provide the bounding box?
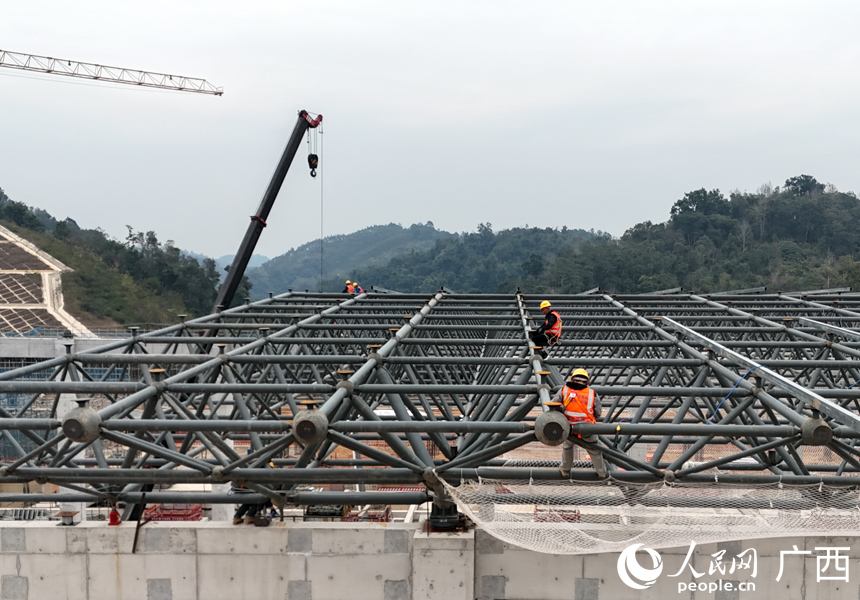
[443,471,860,555]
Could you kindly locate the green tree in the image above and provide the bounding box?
[53,221,71,241]
[784,174,825,197]
[670,188,730,216]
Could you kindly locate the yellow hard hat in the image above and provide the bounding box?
[571,368,589,380]
[346,280,351,284]
[540,301,551,309]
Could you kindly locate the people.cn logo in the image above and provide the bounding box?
[617,544,664,590]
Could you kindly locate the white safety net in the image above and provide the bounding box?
[442,470,860,555]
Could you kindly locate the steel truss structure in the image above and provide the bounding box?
[2,289,860,509]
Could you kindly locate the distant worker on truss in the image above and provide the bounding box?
[343,280,355,294]
[552,368,607,479]
[530,300,562,359]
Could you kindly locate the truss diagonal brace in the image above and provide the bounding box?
[662,317,860,432]
[797,317,860,341]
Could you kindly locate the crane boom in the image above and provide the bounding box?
[0,49,222,95]
[213,110,323,312]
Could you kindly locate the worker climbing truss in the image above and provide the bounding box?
[2,289,860,546]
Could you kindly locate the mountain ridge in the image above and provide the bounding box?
[3,173,859,326]
[246,222,452,297]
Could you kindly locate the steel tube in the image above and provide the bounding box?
[0,491,428,505]
[663,317,860,431]
[572,423,800,437]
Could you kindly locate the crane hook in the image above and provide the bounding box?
[308,154,319,178]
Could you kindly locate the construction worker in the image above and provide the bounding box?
[529,300,561,359]
[551,368,607,479]
[342,280,355,294]
[354,282,364,294]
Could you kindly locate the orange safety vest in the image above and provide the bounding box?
[546,310,562,339]
[346,284,355,293]
[562,386,596,424]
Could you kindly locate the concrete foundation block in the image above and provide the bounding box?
[0,554,87,600]
[85,524,137,554]
[144,528,170,553]
[312,527,383,555]
[138,526,196,555]
[307,554,409,600]
[87,554,195,600]
[479,575,506,599]
[384,579,409,600]
[167,527,197,554]
[714,580,739,600]
[414,531,473,553]
[579,551,651,600]
[21,526,66,554]
[197,554,289,600]
[146,578,172,600]
[477,547,583,600]
[717,540,742,557]
[0,575,27,600]
[0,530,24,553]
[197,525,287,555]
[287,528,312,554]
[287,580,312,600]
[65,529,87,554]
[385,530,410,555]
[475,530,504,555]
[412,531,474,600]
[574,577,599,600]
[282,554,308,581]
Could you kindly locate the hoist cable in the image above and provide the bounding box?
[319,124,324,293]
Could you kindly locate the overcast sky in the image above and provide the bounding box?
[2,2,859,259]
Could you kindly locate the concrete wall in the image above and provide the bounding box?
[0,521,855,599]
[0,337,112,360]
[473,530,859,600]
[0,521,468,600]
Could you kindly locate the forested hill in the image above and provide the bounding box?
[0,187,238,325]
[2,172,857,325]
[348,175,860,294]
[246,223,452,297]
[345,224,598,293]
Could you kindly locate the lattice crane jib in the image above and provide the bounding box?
[0,49,222,95]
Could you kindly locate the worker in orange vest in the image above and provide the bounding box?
[342,280,355,294]
[529,300,562,359]
[551,368,607,479]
